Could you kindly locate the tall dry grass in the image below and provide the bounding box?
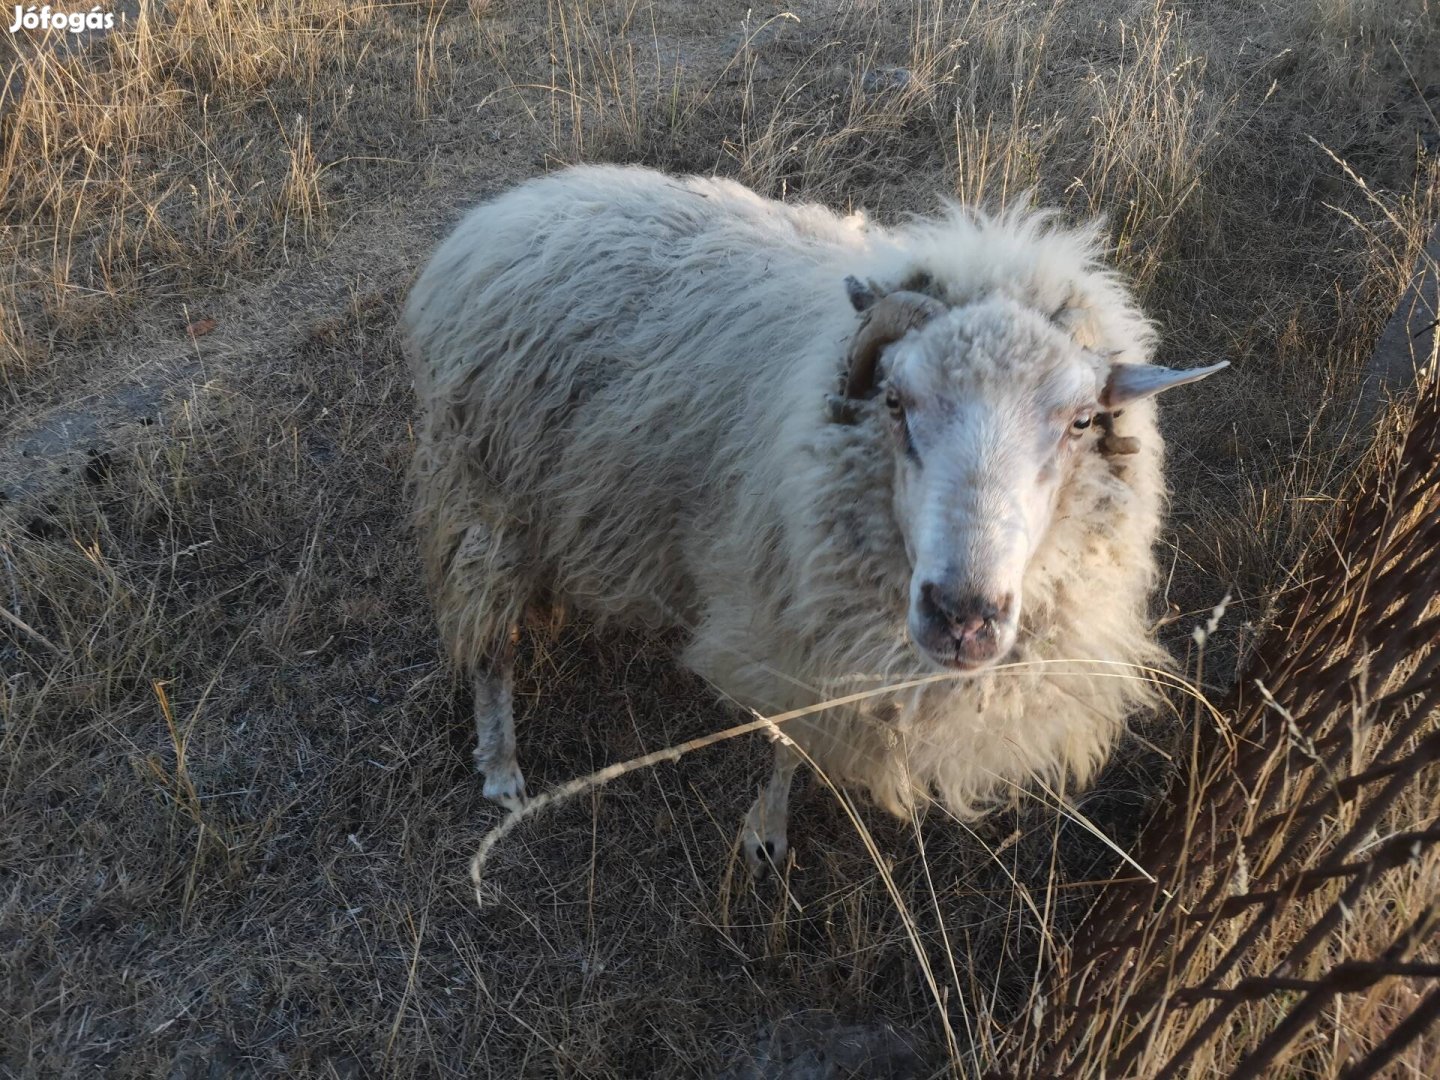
[0,0,455,402]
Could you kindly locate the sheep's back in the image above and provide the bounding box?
[403,165,860,626]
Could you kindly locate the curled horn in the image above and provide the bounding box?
[828,278,947,423]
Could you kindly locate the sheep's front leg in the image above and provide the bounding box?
[743,740,799,878]
[473,641,527,812]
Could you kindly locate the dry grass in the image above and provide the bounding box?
[2,0,1438,1076]
[0,0,456,404]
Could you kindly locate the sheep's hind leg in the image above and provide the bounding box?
[473,639,527,812]
[743,741,799,878]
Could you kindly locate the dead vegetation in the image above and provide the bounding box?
[1,1,1437,1076]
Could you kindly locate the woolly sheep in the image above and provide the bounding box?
[402,164,1225,873]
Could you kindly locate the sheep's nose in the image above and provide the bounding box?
[918,583,1013,646]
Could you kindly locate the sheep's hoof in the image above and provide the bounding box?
[478,759,529,813]
[742,824,789,880]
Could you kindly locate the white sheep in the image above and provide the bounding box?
[402,164,1225,873]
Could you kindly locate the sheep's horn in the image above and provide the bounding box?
[841,290,947,402]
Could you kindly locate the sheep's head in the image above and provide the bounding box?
[835,277,1226,673]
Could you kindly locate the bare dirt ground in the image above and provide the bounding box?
[2,1,1437,1076]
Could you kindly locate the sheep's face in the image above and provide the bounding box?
[840,281,1225,672]
[880,299,1097,672]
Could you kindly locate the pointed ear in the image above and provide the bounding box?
[1101,360,1229,408]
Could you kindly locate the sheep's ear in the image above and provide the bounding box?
[1102,360,1229,407]
[845,276,880,313]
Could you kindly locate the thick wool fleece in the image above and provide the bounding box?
[404,164,1171,819]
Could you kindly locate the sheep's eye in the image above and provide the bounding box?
[1071,414,1093,432]
[885,387,904,414]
